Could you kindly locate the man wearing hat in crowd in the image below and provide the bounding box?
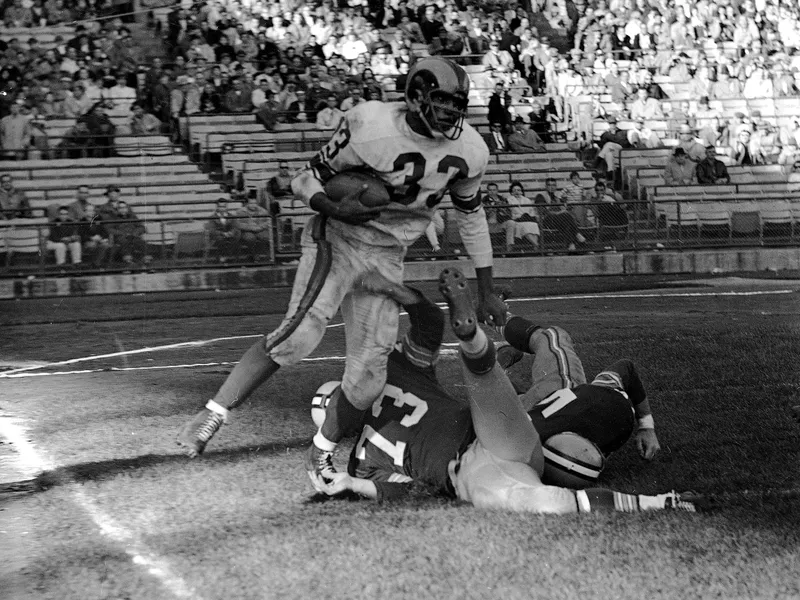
[594,115,632,178]
[663,147,696,185]
[508,116,546,152]
[170,75,201,141]
[676,124,707,162]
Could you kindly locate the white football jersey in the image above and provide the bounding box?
[295,101,490,248]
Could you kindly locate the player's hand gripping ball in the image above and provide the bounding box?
[323,171,391,225]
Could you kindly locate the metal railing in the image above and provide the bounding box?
[2,198,796,277]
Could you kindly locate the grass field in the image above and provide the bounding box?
[1,275,799,600]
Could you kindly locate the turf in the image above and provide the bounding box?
[1,277,800,600]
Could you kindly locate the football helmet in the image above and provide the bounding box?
[405,57,470,140]
[542,432,606,490]
[311,380,341,428]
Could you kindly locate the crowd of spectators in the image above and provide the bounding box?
[3,0,800,268]
[1,0,800,159]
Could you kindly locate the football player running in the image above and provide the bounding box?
[319,268,699,514]
[176,57,507,490]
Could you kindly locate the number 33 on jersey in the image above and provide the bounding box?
[302,101,490,245]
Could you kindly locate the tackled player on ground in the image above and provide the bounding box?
[316,267,704,514]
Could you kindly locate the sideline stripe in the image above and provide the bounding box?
[0,417,200,600]
[0,349,462,379]
[1,288,793,378]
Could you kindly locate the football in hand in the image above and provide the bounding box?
[324,171,392,208]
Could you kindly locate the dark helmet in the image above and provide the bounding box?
[405,57,470,140]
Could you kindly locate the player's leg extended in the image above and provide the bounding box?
[178,218,354,457]
[504,319,586,411]
[439,268,543,474]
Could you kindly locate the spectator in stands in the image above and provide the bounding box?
[628,116,662,149]
[223,76,253,113]
[78,203,110,267]
[487,81,512,131]
[232,195,272,260]
[773,63,799,97]
[104,72,137,118]
[482,40,515,77]
[340,85,366,112]
[754,120,782,164]
[97,185,121,222]
[67,184,92,221]
[481,181,513,248]
[264,160,294,209]
[5,0,33,27]
[710,68,742,100]
[207,197,239,260]
[200,81,223,114]
[78,101,115,158]
[0,173,31,219]
[527,97,559,144]
[129,103,162,135]
[594,115,631,178]
[504,180,540,251]
[696,145,731,185]
[286,88,311,123]
[628,87,663,121]
[106,199,150,267]
[534,178,586,251]
[170,76,201,139]
[663,147,696,185]
[316,94,344,130]
[0,101,31,160]
[47,206,82,267]
[486,121,510,153]
[676,124,706,162]
[508,116,545,152]
[694,97,721,148]
[589,180,628,244]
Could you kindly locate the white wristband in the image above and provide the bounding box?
[637,414,655,430]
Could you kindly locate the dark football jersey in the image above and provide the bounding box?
[347,349,475,502]
[528,384,635,455]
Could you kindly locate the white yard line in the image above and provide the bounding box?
[0,416,201,600]
[1,288,794,379]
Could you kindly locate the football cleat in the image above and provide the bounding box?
[438,267,477,340]
[496,343,524,370]
[305,443,337,493]
[176,407,225,458]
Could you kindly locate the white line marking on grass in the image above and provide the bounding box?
[2,288,793,378]
[0,417,201,600]
[0,350,463,378]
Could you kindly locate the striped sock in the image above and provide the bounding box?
[575,488,642,513]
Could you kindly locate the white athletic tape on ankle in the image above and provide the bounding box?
[205,400,229,422]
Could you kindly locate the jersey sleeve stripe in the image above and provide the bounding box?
[307,153,338,184]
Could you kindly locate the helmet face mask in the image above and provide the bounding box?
[406,57,470,140]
